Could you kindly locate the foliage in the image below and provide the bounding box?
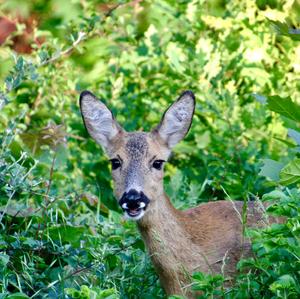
[0,0,299,298]
[184,188,300,299]
[65,285,118,299]
[181,84,300,299]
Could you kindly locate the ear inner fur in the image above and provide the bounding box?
[79,90,123,151]
[153,90,195,148]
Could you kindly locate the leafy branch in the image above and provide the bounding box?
[40,31,87,66]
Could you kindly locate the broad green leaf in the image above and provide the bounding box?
[262,190,289,201]
[269,20,300,41]
[280,158,300,185]
[259,159,284,181]
[267,96,300,122]
[47,225,87,247]
[270,274,297,292]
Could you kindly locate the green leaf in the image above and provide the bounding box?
[195,131,211,149]
[0,253,9,267]
[166,42,186,73]
[262,190,289,201]
[16,57,24,71]
[267,95,300,122]
[279,158,300,185]
[6,294,30,299]
[46,225,87,247]
[241,67,271,86]
[269,20,300,41]
[259,159,284,181]
[99,288,118,298]
[270,274,297,292]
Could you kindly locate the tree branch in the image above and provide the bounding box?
[40,32,86,66]
[39,2,125,66]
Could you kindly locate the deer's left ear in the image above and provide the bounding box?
[153,90,195,148]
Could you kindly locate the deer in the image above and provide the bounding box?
[79,90,275,297]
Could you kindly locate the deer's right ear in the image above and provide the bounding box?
[80,91,123,151]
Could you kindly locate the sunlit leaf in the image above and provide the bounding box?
[267,95,300,122]
[270,274,297,292]
[269,20,300,41]
[280,158,300,185]
[166,42,186,73]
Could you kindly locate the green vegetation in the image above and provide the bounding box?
[0,0,299,298]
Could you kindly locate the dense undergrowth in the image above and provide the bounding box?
[0,0,299,298]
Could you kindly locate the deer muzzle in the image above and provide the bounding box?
[119,189,150,220]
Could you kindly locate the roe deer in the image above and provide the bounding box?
[80,90,274,297]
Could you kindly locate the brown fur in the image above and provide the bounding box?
[137,194,277,297]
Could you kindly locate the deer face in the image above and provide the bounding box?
[80,90,195,220]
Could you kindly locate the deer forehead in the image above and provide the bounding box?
[111,132,168,162]
[125,133,149,159]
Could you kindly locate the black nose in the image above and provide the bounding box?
[119,189,150,210]
[125,189,141,201]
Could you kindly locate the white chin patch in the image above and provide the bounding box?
[124,209,145,221]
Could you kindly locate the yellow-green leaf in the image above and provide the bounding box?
[279,158,300,185]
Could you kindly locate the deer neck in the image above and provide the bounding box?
[136,192,189,263]
[137,192,180,230]
[136,192,196,295]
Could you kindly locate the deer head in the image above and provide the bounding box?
[80,90,195,220]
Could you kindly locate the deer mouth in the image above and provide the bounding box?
[126,207,144,217]
[121,202,147,220]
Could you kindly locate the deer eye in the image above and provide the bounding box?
[152,160,165,170]
[110,158,121,170]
